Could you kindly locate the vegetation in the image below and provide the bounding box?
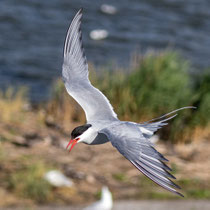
[49,51,210,143]
[137,173,210,199]
[0,51,210,206]
[7,160,52,203]
[191,72,210,127]
[113,173,127,182]
[1,51,209,140]
[0,87,28,124]
[0,51,209,143]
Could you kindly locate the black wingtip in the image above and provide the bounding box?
[131,160,184,198]
[167,171,176,180]
[172,181,182,190]
[74,8,83,18]
[158,152,169,162]
[79,8,83,14]
[162,161,172,172]
[176,191,184,198]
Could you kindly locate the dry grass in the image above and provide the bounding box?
[47,52,210,143]
[0,87,28,124]
[7,160,53,203]
[0,52,209,143]
[45,79,85,132]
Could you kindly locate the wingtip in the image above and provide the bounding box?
[172,181,182,190]
[73,8,83,20]
[64,8,84,56]
[176,191,184,198]
[78,8,83,15]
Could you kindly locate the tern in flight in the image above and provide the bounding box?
[63,9,194,197]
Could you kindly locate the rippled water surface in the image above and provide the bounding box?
[1,0,210,101]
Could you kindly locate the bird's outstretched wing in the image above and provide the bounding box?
[100,122,183,197]
[62,9,117,122]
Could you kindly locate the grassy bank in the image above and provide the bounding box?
[1,51,208,143]
[48,51,210,143]
[0,51,210,207]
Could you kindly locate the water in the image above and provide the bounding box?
[1,0,210,101]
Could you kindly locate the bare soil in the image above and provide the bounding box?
[0,117,210,208]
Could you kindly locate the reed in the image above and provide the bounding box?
[0,87,28,124]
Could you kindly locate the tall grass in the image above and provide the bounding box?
[46,79,85,131]
[49,51,209,143]
[0,87,28,124]
[99,52,192,119]
[191,72,210,127]
[96,52,197,142]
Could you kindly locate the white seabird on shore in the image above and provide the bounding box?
[83,186,113,210]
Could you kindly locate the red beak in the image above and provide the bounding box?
[66,139,78,152]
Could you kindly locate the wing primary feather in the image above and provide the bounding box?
[131,160,183,197]
[101,123,183,196]
[73,31,82,56]
[142,145,169,162]
[139,158,176,179]
[131,160,180,192]
[64,8,83,57]
[70,26,82,55]
[156,151,169,162]
[62,9,118,121]
[141,154,172,171]
[135,160,180,189]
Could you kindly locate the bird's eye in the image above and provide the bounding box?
[75,138,80,141]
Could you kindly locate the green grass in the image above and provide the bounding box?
[0,51,209,143]
[187,189,210,199]
[50,51,210,143]
[137,175,180,199]
[113,173,127,182]
[95,189,102,200]
[137,175,210,199]
[178,178,210,199]
[170,163,180,175]
[190,72,210,127]
[97,52,197,142]
[7,161,52,203]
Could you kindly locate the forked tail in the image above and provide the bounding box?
[138,106,196,138]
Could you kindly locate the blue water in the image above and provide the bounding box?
[1,0,210,101]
